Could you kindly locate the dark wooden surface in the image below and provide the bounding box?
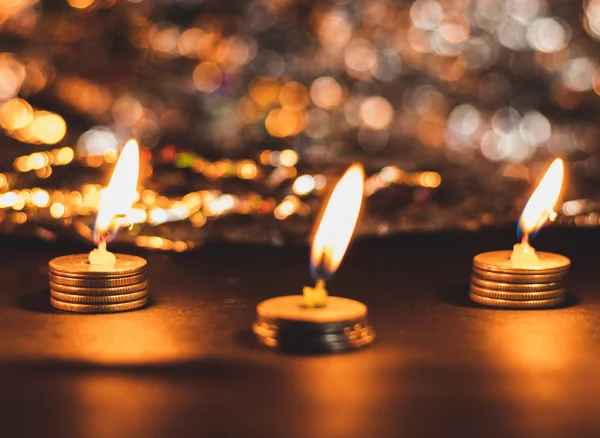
[0,227,599,438]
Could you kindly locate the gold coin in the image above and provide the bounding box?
[51,289,148,304]
[49,273,146,288]
[49,281,148,296]
[50,296,148,313]
[473,251,570,275]
[49,254,146,278]
[470,276,563,292]
[469,292,565,308]
[472,267,565,284]
[470,284,566,301]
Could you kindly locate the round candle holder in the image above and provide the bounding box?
[469,250,570,309]
[253,295,375,354]
[48,254,149,313]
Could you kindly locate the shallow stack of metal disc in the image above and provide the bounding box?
[470,251,570,309]
[48,254,148,313]
[253,295,375,354]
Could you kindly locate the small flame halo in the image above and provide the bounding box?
[310,163,365,280]
[94,139,140,243]
[519,158,564,238]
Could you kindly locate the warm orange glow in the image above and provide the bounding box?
[0,98,33,130]
[30,111,67,144]
[279,81,309,110]
[265,108,306,137]
[68,0,95,9]
[94,139,140,240]
[193,62,222,93]
[519,158,564,236]
[249,76,280,108]
[311,163,364,278]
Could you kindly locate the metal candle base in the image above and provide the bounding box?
[253,295,375,354]
[469,251,570,309]
[48,254,149,313]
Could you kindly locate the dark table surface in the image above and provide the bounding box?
[0,226,599,438]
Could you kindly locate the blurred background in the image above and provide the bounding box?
[0,0,599,250]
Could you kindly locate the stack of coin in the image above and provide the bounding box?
[48,254,148,313]
[253,295,375,354]
[470,251,570,309]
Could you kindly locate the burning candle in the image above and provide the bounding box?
[469,158,570,309]
[253,163,375,354]
[510,158,563,267]
[303,163,364,307]
[89,139,140,267]
[48,140,150,314]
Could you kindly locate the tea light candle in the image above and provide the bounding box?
[48,140,150,313]
[253,164,375,353]
[470,159,570,309]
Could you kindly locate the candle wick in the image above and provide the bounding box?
[303,277,328,308]
[521,234,529,245]
[98,233,107,251]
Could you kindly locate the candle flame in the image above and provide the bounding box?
[310,163,364,280]
[94,139,140,243]
[519,158,564,238]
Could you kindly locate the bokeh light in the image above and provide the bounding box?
[0,0,598,248]
[29,111,66,144]
[193,62,223,93]
[0,98,33,130]
[310,77,343,110]
[68,0,95,9]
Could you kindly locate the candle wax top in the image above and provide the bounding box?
[48,253,147,277]
[88,247,117,267]
[473,250,570,274]
[256,295,367,323]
